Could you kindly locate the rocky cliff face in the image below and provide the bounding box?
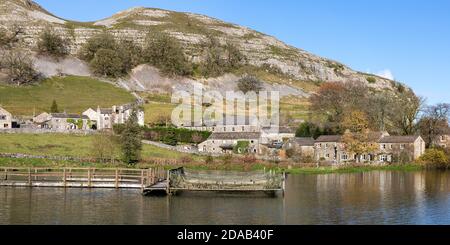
[0,0,401,93]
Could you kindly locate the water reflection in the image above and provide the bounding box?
[1,171,450,224]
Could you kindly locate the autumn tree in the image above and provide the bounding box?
[341,110,378,163]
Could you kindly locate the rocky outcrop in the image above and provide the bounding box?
[0,0,401,94]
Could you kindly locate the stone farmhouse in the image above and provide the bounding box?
[283,137,315,159]
[198,132,261,155]
[83,104,145,130]
[29,103,144,131]
[0,107,12,129]
[33,112,90,130]
[313,132,425,164]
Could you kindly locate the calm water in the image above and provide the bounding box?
[1,170,450,225]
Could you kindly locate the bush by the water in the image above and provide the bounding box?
[143,127,211,145]
[419,148,449,169]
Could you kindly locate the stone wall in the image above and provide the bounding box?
[0,128,98,135]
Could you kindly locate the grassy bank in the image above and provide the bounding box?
[0,134,204,161]
[0,156,425,175]
[0,76,135,115]
[0,134,425,174]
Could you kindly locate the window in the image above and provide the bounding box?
[441,136,446,141]
[242,126,245,132]
[317,143,322,148]
[342,154,348,160]
[400,144,405,150]
[382,144,386,149]
[4,124,8,128]
[381,155,388,162]
[251,140,254,144]
[0,115,6,120]
[232,127,235,132]
[223,127,226,132]
[325,143,328,149]
[326,154,330,158]
[363,155,367,160]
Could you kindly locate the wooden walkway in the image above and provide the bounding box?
[0,167,167,191]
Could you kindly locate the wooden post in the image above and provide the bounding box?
[141,170,145,191]
[34,169,38,181]
[28,168,32,186]
[166,170,170,195]
[146,169,150,186]
[4,168,7,181]
[115,169,119,189]
[88,168,92,188]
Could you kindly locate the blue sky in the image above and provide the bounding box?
[34,0,450,104]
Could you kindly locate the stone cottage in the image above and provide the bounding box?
[83,104,145,130]
[314,132,425,164]
[0,107,12,129]
[198,132,261,155]
[283,137,315,159]
[378,136,426,163]
[34,113,90,130]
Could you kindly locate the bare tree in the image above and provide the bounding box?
[391,91,425,135]
[0,50,41,86]
[419,103,450,147]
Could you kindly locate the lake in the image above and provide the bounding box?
[1,170,450,225]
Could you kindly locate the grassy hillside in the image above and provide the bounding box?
[0,134,201,161]
[0,76,135,115]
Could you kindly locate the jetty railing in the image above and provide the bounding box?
[0,167,167,190]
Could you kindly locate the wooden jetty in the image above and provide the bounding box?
[0,167,167,191]
[0,167,286,196]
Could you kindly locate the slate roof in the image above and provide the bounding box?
[291,137,315,146]
[378,136,421,144]
[315,135,343,143]
[51,113,89,119]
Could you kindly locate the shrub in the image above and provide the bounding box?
[143,127,211,144]
[199,37,244,77]
[79,32,117,61]
[37,28,70,57]
[205,155,214,164]
[233,141,250,154]
[0,25,23,48]
[236,75,263,94]
[117,39,144,73]
[143,32,192,76]
[285,148,296,159]
[419,148,449,169]
[366,77,376,84]
[90,49,123,77]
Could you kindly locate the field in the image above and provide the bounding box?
[0,76,135,115]
[0,134,201,161]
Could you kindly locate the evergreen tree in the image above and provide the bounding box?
[50,100,59,113]
[120,108,143,164]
